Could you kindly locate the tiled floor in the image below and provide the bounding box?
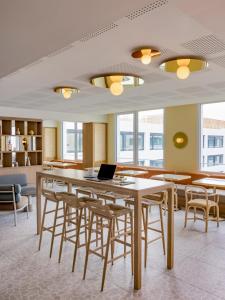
[0,199,225,300]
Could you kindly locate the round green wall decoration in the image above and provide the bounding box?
[173,132,188,149]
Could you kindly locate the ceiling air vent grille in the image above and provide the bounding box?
[211,55,225,68]
[80,23,118,42]
[181,35,225,56]
[126,0,168,20]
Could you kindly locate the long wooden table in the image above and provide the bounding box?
[192,177,225,191]
[151,173,191,182]
[36,169,174,290]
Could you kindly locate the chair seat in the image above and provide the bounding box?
[188,198,217,208]
[90,203,131,219]
[124,198,150,208]
[42,190,59,202]
[142,192,164,205]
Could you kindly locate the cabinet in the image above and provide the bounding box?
[0,118,42,168]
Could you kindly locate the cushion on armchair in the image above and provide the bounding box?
[21,185,36,197]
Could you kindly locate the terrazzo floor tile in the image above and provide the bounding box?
[1,200,225,300]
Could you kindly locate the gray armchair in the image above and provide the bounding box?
[0,184,28,226]
[0,174,36,210]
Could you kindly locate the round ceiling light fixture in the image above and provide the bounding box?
[160,57,208,80]
[90,74,144,96]
[54,87,80,99]
[131,47,161,65]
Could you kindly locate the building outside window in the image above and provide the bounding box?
[201,102,225,172]
[117,109,164,167]
[138,133,144,150]
[62,122,83,160]
[208,135,223,148]
[150,133,163,150]
[149,159,164,168]
[207,154,223,166]
[120,132,133,151]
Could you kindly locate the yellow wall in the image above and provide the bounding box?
[164,104,200,171]
[106,104,200,171]
[107,114,116,164]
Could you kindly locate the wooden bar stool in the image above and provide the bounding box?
[125,192,165,268]
[56,192,102,272]
[95,193,130,234]
[83,203,133,292]
[76,187,94,198]
[38,189,65,258]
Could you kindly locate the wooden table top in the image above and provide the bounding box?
[44,161,77,168]
[38,169,173,193]
[151,173,191,182]
[115,170,149,176]
[192,177,225,189]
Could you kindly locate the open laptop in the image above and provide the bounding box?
[84,164,116,181]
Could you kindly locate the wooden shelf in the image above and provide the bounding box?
[0,118,43,168]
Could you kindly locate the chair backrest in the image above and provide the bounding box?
[185,185,209,206]
[0,174,27,186]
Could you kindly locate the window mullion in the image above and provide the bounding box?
[134,111,138,165]
[74,122,77,160]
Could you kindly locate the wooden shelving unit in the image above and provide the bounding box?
[0,117,43,168]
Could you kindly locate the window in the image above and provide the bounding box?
[116,109,164,167]
[201,102,225,172]
[62,122,83,160]
[120,132,133,151]
[150,133,163,150]
[117,114,134,164]
[138,110,164,167]
[207,155,223,166]
[208,135,223,148]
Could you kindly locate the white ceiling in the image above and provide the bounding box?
[1,0,225,119]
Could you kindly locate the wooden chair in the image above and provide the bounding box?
[184,185,219,232]
[125,192,165,268]
[56,192,102,272]
[38,189,65,257]
[83,202,133,292]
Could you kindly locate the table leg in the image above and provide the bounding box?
[36,173,42,235]
[133,192,142,290]
[68,182,72,193]
[167,186,174,269]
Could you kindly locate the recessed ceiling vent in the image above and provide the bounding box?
[126,0,168,21]
[211,55,225,68]
[182,35,225,56]
[80,23,118,42]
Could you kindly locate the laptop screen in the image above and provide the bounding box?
[97,164,116,180]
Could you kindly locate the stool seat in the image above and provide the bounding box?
[42,189,59,202]
[142,192,164,204]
